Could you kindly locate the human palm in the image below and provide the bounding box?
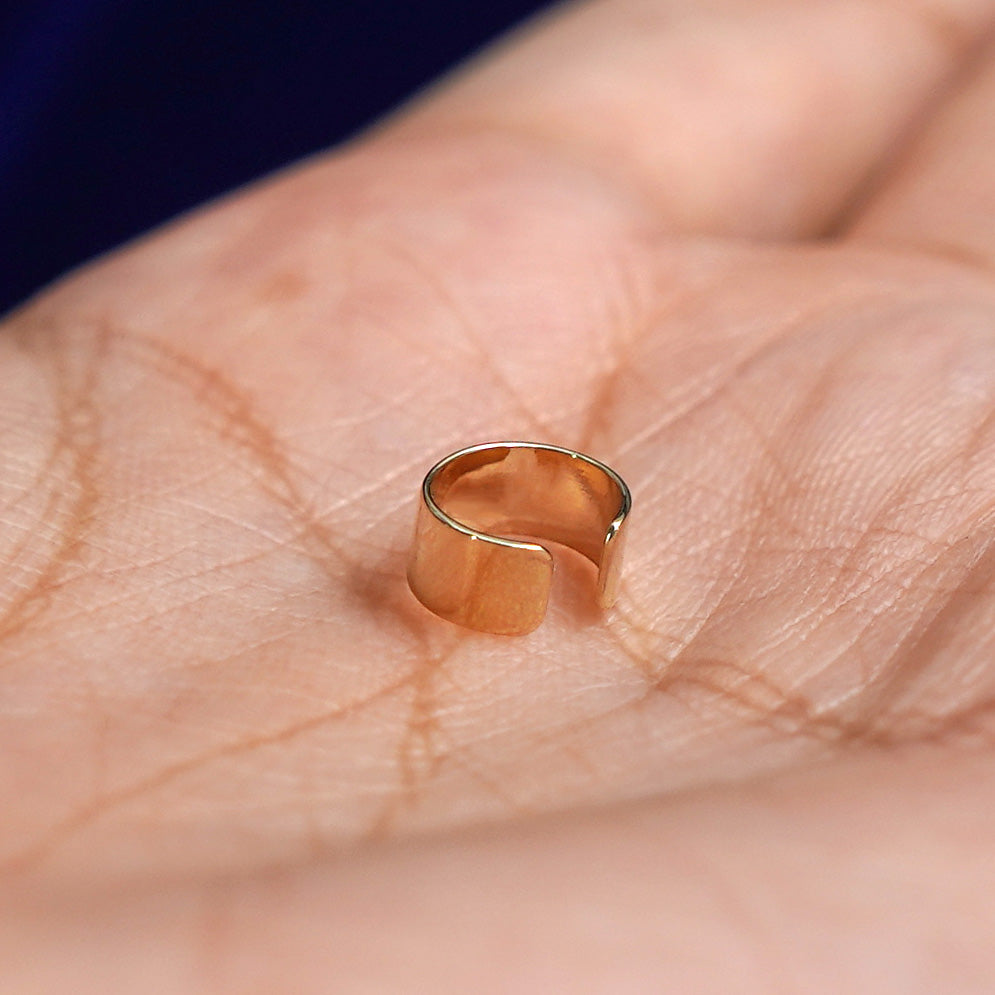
[5,0,995,990]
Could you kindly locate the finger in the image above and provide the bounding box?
[847,42,995,268]
[383,0,995,237]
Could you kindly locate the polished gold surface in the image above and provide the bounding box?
[407,442,631,635]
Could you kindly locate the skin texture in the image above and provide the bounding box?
[5,0,995,989]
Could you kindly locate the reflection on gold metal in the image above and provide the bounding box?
[407,442,631,635]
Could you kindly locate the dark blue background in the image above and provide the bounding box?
[0,0,546,315]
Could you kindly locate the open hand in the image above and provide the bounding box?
[5,1,995,989]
